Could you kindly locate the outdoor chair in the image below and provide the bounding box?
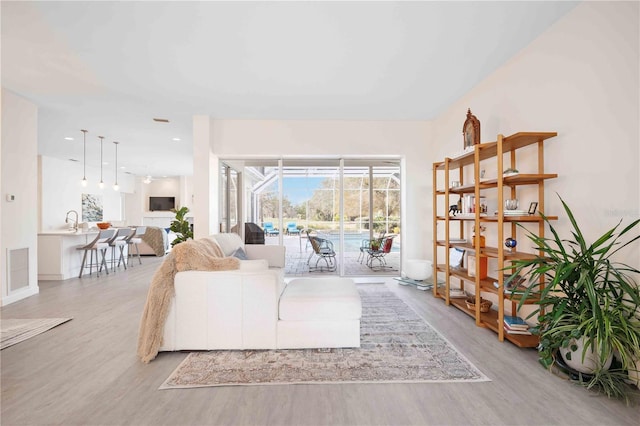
[306,231,337,272]
[286,222,300,235]
[263,222,279,236]
[365,235,395,270]
[358,232,385,263]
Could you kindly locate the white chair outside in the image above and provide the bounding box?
[126,226,147,266]
[109,228,134,272]
[77,229,117,278]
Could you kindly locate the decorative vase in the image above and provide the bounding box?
[472,234,485,248]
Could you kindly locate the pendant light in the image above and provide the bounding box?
[80,129,88,187]
[113,141,120,191]
[98,136,105,189]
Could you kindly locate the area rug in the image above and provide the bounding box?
[160,285,489,389]
[1,318,72,350]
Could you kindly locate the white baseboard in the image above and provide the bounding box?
[2,286,39,306]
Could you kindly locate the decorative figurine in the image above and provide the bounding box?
[505,237,517,250]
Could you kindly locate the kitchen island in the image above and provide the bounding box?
[38,230,99,280]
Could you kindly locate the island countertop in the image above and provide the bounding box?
[38,230,100,236]
[38,231,101,280]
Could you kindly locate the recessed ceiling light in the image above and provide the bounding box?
[120,166,126,169]
[153,118,169,123]
[172,137,181,141]
[103,162,109,165]
[64,137,74,141]
[162,175,167,178]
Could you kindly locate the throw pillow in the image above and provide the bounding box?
[232,247,248,260]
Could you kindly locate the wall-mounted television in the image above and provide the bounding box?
[149,196,176,212]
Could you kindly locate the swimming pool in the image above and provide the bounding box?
[318,232,399,253]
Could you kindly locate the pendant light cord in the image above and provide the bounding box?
[82,129,87,179]
[99,136,104,184]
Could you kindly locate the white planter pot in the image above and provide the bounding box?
[628,357,640,390]
[559,336,613,374]
[404,259,433,281]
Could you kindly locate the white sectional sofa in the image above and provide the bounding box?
[159,233,361,352]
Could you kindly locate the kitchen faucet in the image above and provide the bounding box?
[65,210,79,231]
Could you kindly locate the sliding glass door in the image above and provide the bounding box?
[219,158,400,276]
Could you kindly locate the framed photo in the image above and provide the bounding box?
[462,108,480,149]
[528,202,538,215]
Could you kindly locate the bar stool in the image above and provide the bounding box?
[126,226,146,266]
[109,228,134,272]
[77,229,117,278]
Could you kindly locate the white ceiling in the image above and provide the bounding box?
[1,1,577,178]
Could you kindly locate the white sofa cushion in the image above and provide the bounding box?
[279,278,362,321]
[209,233,243,256]
[239,259,269,271]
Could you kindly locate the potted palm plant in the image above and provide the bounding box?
[509,196,640,401]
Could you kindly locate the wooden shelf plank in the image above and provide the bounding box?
[481,173,558,187]
[435,132,557,171]
[449,298,540,348]
[456,245,538,260]
[502,132,557,152]
[482,215,558,222]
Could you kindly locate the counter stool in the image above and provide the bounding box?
[126,226,146,266]
[109,228,134,272]
[77,229,116,278]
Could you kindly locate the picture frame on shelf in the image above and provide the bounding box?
[462,108,480,149]
[528,202,538,215]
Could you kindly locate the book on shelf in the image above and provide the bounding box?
[504,327,532,335]
[449,288,467,298]
[500,318,532,335]
[502,316,530,330]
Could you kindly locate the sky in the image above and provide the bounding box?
[282,177,324,205]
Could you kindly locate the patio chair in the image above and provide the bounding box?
[263,222,279,236]
[366,235,395,270]
[306,231,337,272]
[358,232,385,263]
[286,222,300,235]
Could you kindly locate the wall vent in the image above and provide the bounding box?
[8,248,29,292]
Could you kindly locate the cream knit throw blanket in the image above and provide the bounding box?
[137,237,240,363]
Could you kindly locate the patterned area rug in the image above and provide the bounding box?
[1,318,72,350]
[160,285,489,388]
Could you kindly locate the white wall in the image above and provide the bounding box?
[431,1,639,266]
[124,175,193,227]
[202,119,432,260]
[1,89,39,305]
[39,156,134,231]
[429,2,639,313]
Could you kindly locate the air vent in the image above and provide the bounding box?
[68,158,79,162]
[8,248,29,291]
[153,118,169,123]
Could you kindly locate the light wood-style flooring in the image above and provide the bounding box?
[1,256,638,425]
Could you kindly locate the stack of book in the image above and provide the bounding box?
[449,288,467,298]
[502,315,532,335]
